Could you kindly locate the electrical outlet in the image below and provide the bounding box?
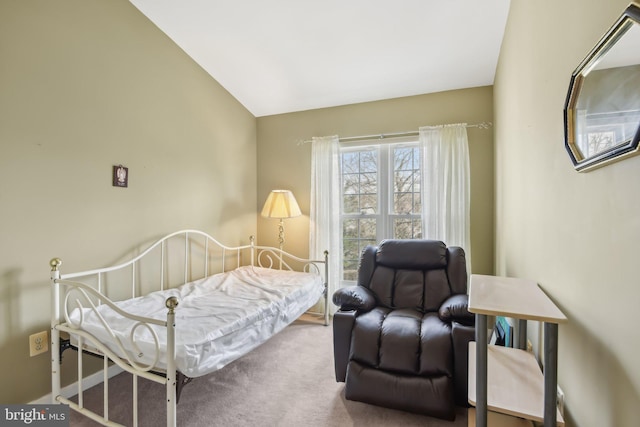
[557,386,565,417]
[29,331,48,357]
[526,339,533,353]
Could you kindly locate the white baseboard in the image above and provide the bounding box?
[31,365,123,404]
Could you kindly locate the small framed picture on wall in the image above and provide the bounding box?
[113,165,128,188]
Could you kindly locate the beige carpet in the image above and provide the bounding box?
[69,315,467,426]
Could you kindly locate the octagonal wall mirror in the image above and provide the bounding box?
[564,2,640,172]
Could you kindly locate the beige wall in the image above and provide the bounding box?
[494,0,640,425]
[256,87,495,276]
[0,0,256,403]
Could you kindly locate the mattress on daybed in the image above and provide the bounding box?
[67,266,324,377]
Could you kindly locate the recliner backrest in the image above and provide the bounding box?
[357,239,467,312]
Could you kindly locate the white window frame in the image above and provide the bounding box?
[339,138,422,286]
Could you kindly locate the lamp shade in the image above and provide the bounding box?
[261,190,302,219]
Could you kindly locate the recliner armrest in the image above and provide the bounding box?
[438,294,474,326]
[332,285,377,312]
[333,309,357,382]
[452,321,475,406]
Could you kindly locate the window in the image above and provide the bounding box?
[340,141,422,282]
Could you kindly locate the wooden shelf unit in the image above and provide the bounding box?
[468,274,567,427]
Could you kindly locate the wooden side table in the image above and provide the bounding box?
[468,274,567,427]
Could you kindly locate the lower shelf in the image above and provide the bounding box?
[468,408,533,427]
[468,342,564,425]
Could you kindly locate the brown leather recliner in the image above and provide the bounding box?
[332,239,475,420]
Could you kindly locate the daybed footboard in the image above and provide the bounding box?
[51,258,180,427]
[50,230,329,427]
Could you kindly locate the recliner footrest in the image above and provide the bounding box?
[345,360,455,421]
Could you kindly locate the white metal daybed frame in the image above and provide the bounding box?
[50,230,328,427]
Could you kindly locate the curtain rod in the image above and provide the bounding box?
[297,121,492,145]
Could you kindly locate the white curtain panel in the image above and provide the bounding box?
[420,123,472,274]
[309,135,341,314]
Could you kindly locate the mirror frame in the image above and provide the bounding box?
[564,2,640,172]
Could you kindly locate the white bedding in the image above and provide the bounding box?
[68,266,323,377]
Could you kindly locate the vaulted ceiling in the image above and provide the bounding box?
[130,0,511,117]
